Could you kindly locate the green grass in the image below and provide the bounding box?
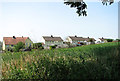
[2,42,120,80]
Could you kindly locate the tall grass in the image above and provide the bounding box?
[2,42,120,80]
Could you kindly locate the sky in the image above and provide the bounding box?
[0,0,118,42]
[118,1,120,39]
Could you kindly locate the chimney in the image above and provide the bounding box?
[22,36,23,38]
[102,37,104,39]
[13,36,16,39]
[51,35,53,38]
[75,35,77,37]
[88,37,89,39]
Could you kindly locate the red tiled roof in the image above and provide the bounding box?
[3,37,29,45]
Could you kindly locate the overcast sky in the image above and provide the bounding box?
[0,1,118,42]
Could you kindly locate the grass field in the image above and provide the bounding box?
[2,42,120,80]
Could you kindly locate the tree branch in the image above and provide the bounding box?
[64,0,114,16]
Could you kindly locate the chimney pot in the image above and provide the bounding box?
[51,35,53,38]
[13,36,16,39]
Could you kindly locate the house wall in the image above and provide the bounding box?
[25,38,33,48]
[67,37,85,44]
[101,40,107,43]
[72,40,85,44]
[44,41,63,48]
[67,37,85,45]
[67,37,73,43]
[86,42,91,45]
[41,37,45,44]
[2,41,5,50]
[5,45,13,51]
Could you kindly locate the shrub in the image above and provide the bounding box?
[13,42,25,52]
[89,38,93,42]
[116,39,120,41]
[106,39,113,42]
[38,46,44,50]
[49,45,56,49]
[33,43,43,49]
[2,42,120,80]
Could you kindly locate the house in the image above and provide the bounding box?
[3,36,33,51]
[84,37,96,45]
[98,37,108,43]
[41,35,63,48]
[67,36,85,46]
[67,35,96,45]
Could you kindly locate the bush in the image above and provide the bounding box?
[116,39,120,41]
[2,42,120,80]
[33,43,43,49]
[106,39,113,42]
[49,45,56,50]
[13,42,25,52]
[38,46,44,50]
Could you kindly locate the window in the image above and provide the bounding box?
[6,45,9,47]
[26,43,28,46]
[29,43,31,47]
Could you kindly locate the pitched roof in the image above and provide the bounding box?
[68,36,96,42]
[3,37,29,45]
[84,38,96,41]
[43,36,63,41]
[99,38,108,41]
[69,36,85,41]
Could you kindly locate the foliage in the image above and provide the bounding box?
[89,39,95,44]
[116,39,120,41]
[64,0,114,16]
[102,0,114,5]
[2,42,120,80]
[64,1,87,16]
[64,42,71,47]
[49,45,57,50]
[33,43,43,49]
[106,39,113,42]
[13,42,25,52]
[89,39,93,42]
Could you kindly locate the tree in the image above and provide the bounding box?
[89,38,95,44]
[64,0,114,16]
[14,42,25,52]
